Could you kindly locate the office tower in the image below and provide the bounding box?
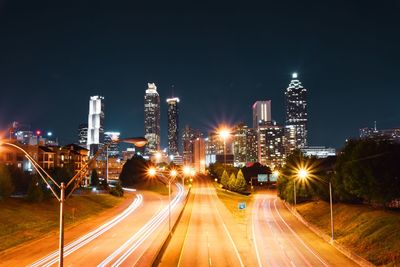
[104,131,121,157]
[166,97,180,155]
[193,138,206,173]
[87,95,105,156]
[253,100,272,129]
[233,123,248,167]
[78,123,88,147]
[285,73,308,151]
[258,121,285,168]
[182,125,203,165]
[246,128,258,163]
[144,83,161,155]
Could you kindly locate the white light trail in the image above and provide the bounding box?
[30,194,143,267]
[98,183,184,267]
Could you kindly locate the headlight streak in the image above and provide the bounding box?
[98,183,184,267]
[30,194,143,267]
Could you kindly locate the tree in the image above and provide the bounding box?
[220,170,229,188]
[235,169,247,193]
[90,169,99,187]
[0,164,14,201]
[7,165,30,194]
[26,175,44,202]
[228,172,237,191]
[119,155,150,187]
[110,182,124,197]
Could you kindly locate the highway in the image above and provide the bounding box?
[252,191,357,267]
[0,184,185,267]
[159,176,245,267]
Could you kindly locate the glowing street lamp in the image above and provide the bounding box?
[293,167,309,209]
[218,127,231,169]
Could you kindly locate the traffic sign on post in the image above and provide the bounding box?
[238,202,246,210]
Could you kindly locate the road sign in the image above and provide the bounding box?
[238,202,246,210]
[257,174,268,182]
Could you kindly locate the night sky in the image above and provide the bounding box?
[0,1,399,149]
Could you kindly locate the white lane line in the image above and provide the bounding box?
[30,194,143,267]
[252,197,263,267]
[98,184,184,267]
[211,186,245,267]
[273,199,329,267]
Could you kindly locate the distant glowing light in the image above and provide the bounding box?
[170,169,178,177]
[47,132,53,137]
[148,167,157,177]
[298,168,309,180]
[292,72,298,79]
[36,130,41,136]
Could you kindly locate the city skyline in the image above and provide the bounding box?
[0,1,399,149]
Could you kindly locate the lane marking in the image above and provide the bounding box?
[252,197,263,267]
[211,185,245,267]
[273,199,329,267]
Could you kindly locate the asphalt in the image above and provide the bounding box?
[252,191,358,267]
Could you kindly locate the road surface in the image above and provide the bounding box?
[252,191,357,267]
[159,176,245,267]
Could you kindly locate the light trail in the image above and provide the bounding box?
[98,183,184,267]
[30,194,143,267]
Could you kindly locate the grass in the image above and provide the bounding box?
[297,201,400,266]
[0,194,125,252]
[133,179,170,195]
[214,183,252,222]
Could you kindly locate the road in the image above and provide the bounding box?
[0,184,185,267]
[252,191,358,267]
[159,176,245,267]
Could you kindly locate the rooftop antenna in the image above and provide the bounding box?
[374,121,377,131]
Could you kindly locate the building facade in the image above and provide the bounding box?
[166,97,180,155]
[87,95,105,156]
[285,73,308,152]
[193,138,206,173]
[182,125,203,165]
[301,146,336,158]
[253,100,272,129]
[144,83,161,155]
[78,123,88,147]
[258,121,285,168]
[104,131,120,157]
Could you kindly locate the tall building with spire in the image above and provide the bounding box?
[285,73,308,152]
[166,97,180,155]
[87,95,105,156]
[252,100,272,129]
[144,83,161,155]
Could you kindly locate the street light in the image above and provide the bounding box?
[147,166,195,234]
[218,127,231,169]
[293,165,335,242]
[0,137,147,267]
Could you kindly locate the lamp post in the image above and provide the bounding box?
[294,166,335,242]
[148,166,195,235]
[0,137,147,267]
[218,128,230,170]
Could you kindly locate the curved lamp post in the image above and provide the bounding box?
[147,165,195,235]
[0,137,146,267]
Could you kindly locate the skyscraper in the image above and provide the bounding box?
[258,121,285,168]
[77,123,88,147]
[182,125,203,165]
[285,73,308,151]
[253,100,272,129]
[166,97,180,155]
[104,131,121,157]
[87,95,105,156]
[144,83,161,155]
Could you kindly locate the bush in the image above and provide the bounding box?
[0,164,14,201]
[110,182,124,197]
[26,175,44,202]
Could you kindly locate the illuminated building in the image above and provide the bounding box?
[144,83,160,155]
[253,100,272,129]
[87,95,105,156]
[246,128,258,163]
[285,72,308,151]
[193,138,206,173]
[166,97,180,155]
[301,146,336,158]
[259,121,285,168]
[360,122,400,143]
[78,123,88,147]
[104,131,121,157]
[233,123,258,167]
[182,125,203,165]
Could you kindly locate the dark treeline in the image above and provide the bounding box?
[277,139,400,208]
